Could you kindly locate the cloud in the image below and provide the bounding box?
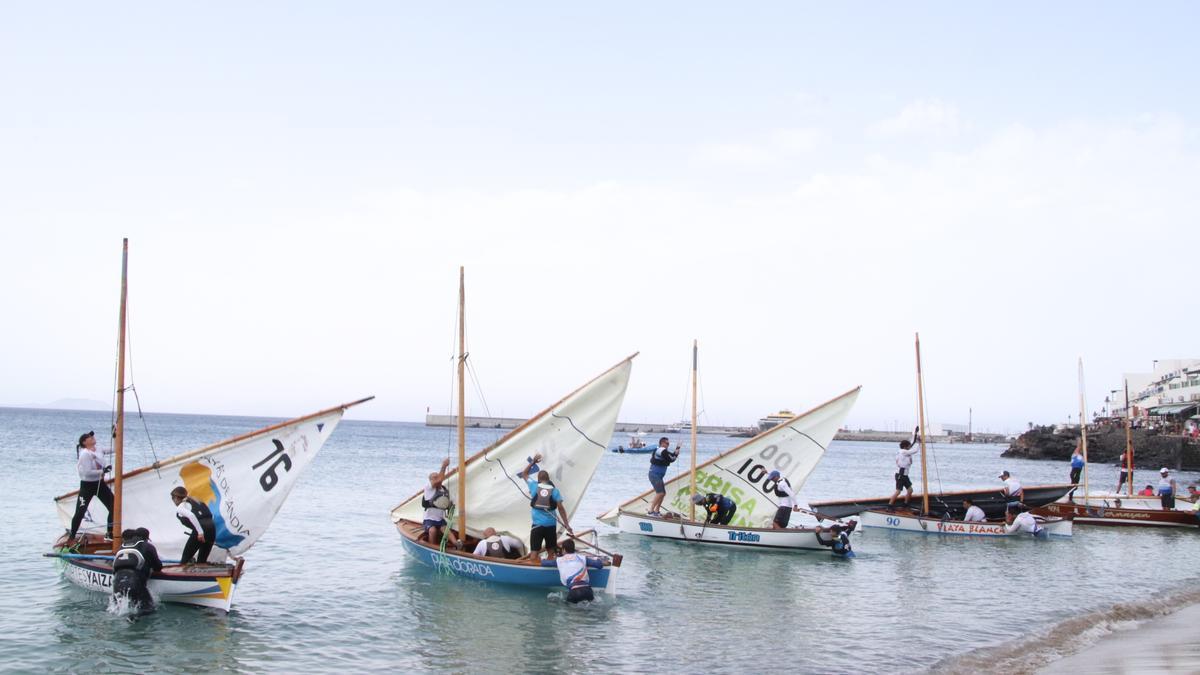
[691,142,774,168]
[691,127,827,168]
[868,99,962,138]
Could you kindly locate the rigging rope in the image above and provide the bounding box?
[123,308,161,473]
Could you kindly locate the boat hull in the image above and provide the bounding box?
[395,520,617,592]
[1033,502,1200,528]
[615,511,853,554]
[610,447,653,454]
[61,558,239,612]
[859,509,1073,537]
[810,484,1075,520]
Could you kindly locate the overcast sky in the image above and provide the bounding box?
[2,3,1197,434]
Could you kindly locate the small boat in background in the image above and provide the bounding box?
[613,434,651,453]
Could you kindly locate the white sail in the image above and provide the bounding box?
[56,406,352,561]
[599,387,860,528]
[391,356,634,547]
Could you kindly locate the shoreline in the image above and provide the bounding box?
[1036,602,1200,674]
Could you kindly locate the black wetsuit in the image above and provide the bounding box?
[69,480,114,539]
[177,498,217,564]
[112,540,163,613]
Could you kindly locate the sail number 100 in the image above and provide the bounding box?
[735,444,794,496]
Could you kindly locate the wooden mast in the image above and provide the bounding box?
[915,333,930,515]
[456,267,467,540]
[1078,358,1089,503]
[1124,380,1134,496]
[112,238,128,553]
[689,340,698,521]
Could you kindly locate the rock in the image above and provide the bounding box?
[1002,425,1200,471]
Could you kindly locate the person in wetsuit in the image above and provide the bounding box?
[170,486,217,564]
[692,492,737,525]
[815,522,855,556]
[67,430,114,542]
[540,539,603,603]
[111,528,163,614]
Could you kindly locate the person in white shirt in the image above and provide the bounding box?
[1004,508,1045,537]
[962,499,986,523]
[67,430,113,541]
[768,470,799,528]
[472,527,523,559]
[1157,468,1177,510]
[420,458,460,549]
[999,470,1023,508]
[888,427,921,507]
[539,539,603,603]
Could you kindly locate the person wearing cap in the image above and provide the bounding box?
[1157,468,1177,510]
[472,527,524,559]
[692,492,737,525]
[767,470,799,528]
[67,430,114,542]
[1004,507,1046,538]
[999,470,1023,508]
[888,427,921,508]
[962,499,986,523]
[646,437,682,517]
[170,486,217,564]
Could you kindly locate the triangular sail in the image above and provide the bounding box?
[56,399,369,561]
[599,387,860,528]
[391,356,635,547]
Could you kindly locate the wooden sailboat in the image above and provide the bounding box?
[598,341,863,553]
[859,334,1072,537]
[48,239,371,611]
[390,268,629,590]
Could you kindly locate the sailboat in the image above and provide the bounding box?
[390,268,630,591]
[598,341,863,553]
[858,334,1072,537]
[47,239,371,611]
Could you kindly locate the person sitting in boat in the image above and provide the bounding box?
[692,492,737,525]
[998,470,1023,509]
[887,427,921,508]
[170,486,217,564]
[112,528,162,614]
[67,430,114,542]
[962,499,986,523]
[1157,468,1177,510]
[1138,484,1155,496]
[767,470,799,528]
[814,523,854,556]
[472,527,523,560]
[647,437,681,517]
[1114,452,1133,494]
[539,539,603,604]
[420,458,461,550]
[1004,506,1045,538]
[521,455,572,560]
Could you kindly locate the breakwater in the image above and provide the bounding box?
[1003,425,1200,470]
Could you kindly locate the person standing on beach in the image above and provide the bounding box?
[67,431,113,541]
[888,427,920,508]
[1157,468,1177,510]
[646,437,681,517]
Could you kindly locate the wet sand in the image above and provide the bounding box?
[1038,603,1200,674]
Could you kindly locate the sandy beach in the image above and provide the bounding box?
[1039,603,1200,674]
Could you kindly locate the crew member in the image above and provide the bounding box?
[646,437,681,517]
[67,430,113,542]
[521,454,572,560]
[767,470,799,528]
[170,486,217,564]
[1069,441,1085,486]
[814,523,855,556]
[420,458,460,549]
[472,527,523,559]
[999,470,1024,509]
[888,427,921,507]
[111,528,163,614]
[692,492,737,525]
[962,499,986,523]
[1114,451,1133,494]
[1158,468,1177,510]
[1138,484,1155,496]
[1004,507,1045,538]
[540,539,603,603]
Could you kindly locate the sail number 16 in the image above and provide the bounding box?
[252,439,292,492]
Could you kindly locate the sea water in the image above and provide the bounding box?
[3,406,1199,674]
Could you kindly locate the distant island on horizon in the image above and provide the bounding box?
[7,398,111,411]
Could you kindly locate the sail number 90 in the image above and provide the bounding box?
[252,439,292,492]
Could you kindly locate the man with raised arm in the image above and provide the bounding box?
[888,427,921,508]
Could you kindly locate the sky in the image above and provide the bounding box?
[2,3,1197,435]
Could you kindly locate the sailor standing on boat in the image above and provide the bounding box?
[646,437,681,517]
[67,430,114,541]
[420,458,461,550]
[1069,441,1085,486]
[1114,451,1133,494]
[1157,468,1177,510]
[999,470,1024,509]
[887,427,921,508]
[767,470,799,528]
[170,486,217,564]
[521,454,572,560]
[540,539,602,604]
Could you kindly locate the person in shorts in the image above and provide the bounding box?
[767,470,799,528]
[888,427,920,508]
[646,437,681,517]
[521,454,572,560]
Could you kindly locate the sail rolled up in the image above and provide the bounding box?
[391,356,634,548]
[599,387,860,528]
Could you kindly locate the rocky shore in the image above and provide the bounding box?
[1003,425,1200,470]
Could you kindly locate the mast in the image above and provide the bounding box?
[1124,380,1134,496]
[915,333,930,515]
[112,238,128,553]
[689,340,698,521]
[456,267,466,539]
[1078,358,1089,503]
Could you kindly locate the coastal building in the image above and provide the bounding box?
[1108,359,1200,422]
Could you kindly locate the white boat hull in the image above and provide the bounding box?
[62,557,239,612]
[615,511,854,553]
[859,509,1072,537]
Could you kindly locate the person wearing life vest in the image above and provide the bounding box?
[767,470,800,528]
[999,470,1024,510]
[888,427,920,508]
[471,527,523,559]
[646,437,681,517]
[111,528,163,614]
[520,454,572,561]
[170,486,217,564]
[691,492,736,525]
[1157,468,1177,510]
[1068,441,1085,499]
[539,539,603,603]
[814,523,855,556]
[420,458,461,550]
[1004,506,1046,538]
[67,430,114,542]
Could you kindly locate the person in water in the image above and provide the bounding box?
[421,458,460,549]
[814,523,854,556]
[888,427,921,508]
[111,528,162,614]
[962,499,986,523]
[540,539,603,603]
[767,470,799,528]
[170,486,217,564]
[646,437,681,517]
[521,454,572,560]
[999,470,1024,509]
[1004,506,1046,538]
[67,430,114,542]
[692,492,737,525]
[1157,468,1177,510]
[472,527,523,559]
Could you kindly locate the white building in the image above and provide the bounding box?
[1110,359,1200,419]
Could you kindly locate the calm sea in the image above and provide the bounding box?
[3,406,1199,674]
